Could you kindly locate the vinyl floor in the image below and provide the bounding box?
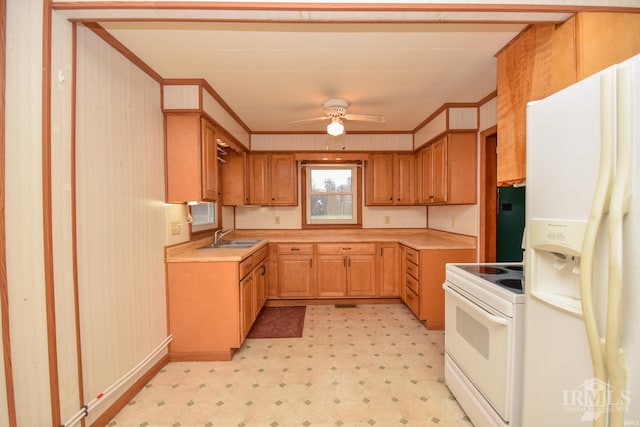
[109,304,471,426]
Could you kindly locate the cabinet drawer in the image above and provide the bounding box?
[405,287,420,317]
[239,255,256,279]
[406,273,420,295]
[253,245,268,264]
[405,247,420,265]
[277,243,314,254]
[406,260,420,280]
[316,243,376,254]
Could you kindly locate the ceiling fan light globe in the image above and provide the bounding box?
[327,119,344,136]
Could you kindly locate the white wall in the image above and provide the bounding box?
[4,8,177,423]
[74,25,168,424]
[51,9,82,422]
[5,0,52,425]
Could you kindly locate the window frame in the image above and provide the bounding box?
[301,162,362,229]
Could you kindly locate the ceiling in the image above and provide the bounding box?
[78,4,606,135]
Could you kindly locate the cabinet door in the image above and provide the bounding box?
[254,260,268,313]
[240,274,254,340]
[222,151,249,206]
[165,114,201,203]
[431,137,448,203]
[201,119,219,201]
[399,245,407,302]
[347,255,376,296]
[394,154,416,205]
[366,154,394,205]
[270,153,297,205]
[378,243,400,297]
[278,255,314,297]
[316,255,347,297]
[420,146,433,203]
[248,153,269,205]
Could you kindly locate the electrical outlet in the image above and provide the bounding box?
[384,216,390,225]
[275,216,281,225]
[451,217,456,228]
[170,221,181,236]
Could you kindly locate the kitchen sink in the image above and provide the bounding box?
[199,239,262,249]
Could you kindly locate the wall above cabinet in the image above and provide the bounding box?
[162,81,251,150]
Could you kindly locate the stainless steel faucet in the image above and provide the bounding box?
[214,228,235,246]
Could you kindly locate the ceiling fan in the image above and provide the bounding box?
[289,98,386,136]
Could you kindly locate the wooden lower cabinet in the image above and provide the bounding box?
[316,243,377,298]
[401,244,475,330]
[167,261,241,361]
[239,273,255,340]
[378,243,400,297]
[167,246,268,361]
[277,244,315,297]
[316,255,347,297]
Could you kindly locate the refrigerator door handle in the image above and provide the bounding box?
[606,62,633,427]
[579,68,616,427]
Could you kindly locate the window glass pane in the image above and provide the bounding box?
[311,169,352,193]
[191,202,217,232]
[311,195,353,220]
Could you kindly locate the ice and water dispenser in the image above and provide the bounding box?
[527,219,588,316]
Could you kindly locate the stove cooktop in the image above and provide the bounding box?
[454,263,524,294]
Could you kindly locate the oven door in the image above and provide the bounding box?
[444,282,513,422]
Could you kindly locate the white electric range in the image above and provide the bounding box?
[443,263,525,427]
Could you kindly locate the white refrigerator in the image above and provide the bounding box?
[522,53,640,427]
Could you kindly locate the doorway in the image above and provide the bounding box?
[479,126,497,262]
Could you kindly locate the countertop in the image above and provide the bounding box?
[166,229,476,263]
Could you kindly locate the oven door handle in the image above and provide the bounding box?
[444,285,508,326]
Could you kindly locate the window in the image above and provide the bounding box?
[304,164,359,226]
[191,202,217,233]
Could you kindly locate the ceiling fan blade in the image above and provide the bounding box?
[343,113,386,123]
[288,116,330,125]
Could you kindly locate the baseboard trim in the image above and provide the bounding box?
[265,297,402,307]
[168,349,237,362]
[92,353,169,426]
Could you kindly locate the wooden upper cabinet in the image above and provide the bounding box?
[201,119,219,201]
[270,154,297,205]
[496,12,640,185]
[248,153,297,206]
[366,153,416,205]
[430,138,447,203]
[394,154,417,205]
[496,24,554,186]
[248,153,269,204]
[165,113,219,203]
[221,150,250,206]
[420,132,476,205]
[575,12,640,81]
[365,154,394,204]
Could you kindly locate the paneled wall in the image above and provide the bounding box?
[250,133,413,152]
[74,25,168,424]
[51,9,81,422]
[4,0,51,425]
